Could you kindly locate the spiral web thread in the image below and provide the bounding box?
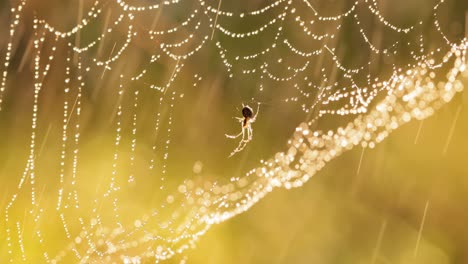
[0,0,467,263]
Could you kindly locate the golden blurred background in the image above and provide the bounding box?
[0,0,467,263]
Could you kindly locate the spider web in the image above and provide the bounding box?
[0,0,467,262]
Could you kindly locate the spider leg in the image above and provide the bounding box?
[228,127,249,157]
[247,125,253,141]
[228,139,249,157]
[251,103,260,122]
[226,120,246,139]
[225,131,243,139]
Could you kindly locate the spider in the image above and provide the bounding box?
[225,103,260,157]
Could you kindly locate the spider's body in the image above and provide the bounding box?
[226,103,260,157]
[241,106,253,127]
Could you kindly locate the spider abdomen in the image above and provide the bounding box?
[242,106,253,118]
